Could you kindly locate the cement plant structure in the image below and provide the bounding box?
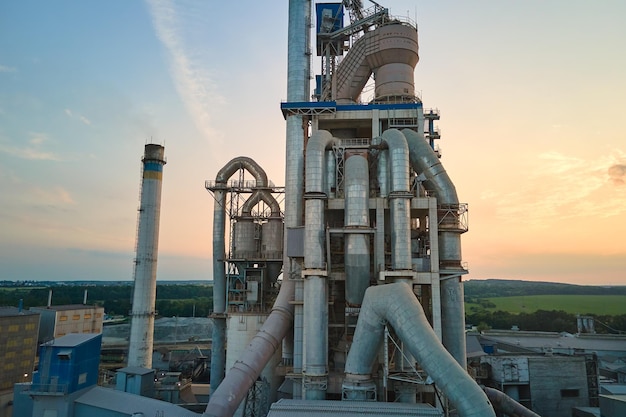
[202,2,517,417]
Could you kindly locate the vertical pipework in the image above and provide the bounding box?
[381,129,412,274]
[344,154,370,306]
[286,0,311,379]
[303,130,335,399]
[128,143,166,369]
[210,185,227,390]
[210,157,268,393]
[403,128,467,368]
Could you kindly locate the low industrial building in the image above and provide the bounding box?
[30,304,104,344]
[12,333,198,417]
[0,306,39,417]
[475,330,626,417]
[480,354,594,417]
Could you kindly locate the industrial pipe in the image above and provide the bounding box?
[211,156,269,392]
[403,128,467,369]
[381,129,412,274]
[285,0,312,383]
[335,23,419,103]
[344,153,370,306]
[483,387,542,417]
[202,277,295,417]
[342,282,495,417]
[303,130,336,399]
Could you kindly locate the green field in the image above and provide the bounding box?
[466,295,626,316]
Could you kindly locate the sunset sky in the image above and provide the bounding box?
[1,1,624,285]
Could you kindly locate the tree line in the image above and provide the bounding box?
[0,284,213,318]
[467,309,626,334]
[465,279,626,298]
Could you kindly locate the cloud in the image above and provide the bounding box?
[33,186,76,206]
[484,150,626,225]
[0,65,17,73]
[64,108,92,125]
[0,132,61,161]
[608,164,626,185]
[145,0,223,142]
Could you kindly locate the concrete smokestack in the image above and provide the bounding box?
[128,143,166,369]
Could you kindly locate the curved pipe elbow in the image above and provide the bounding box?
[241,190,281,217]
[381,129,410,193]
[402,129,458,204]
[483,387,542,417]
[344,283,495,417]
[305,130,336,194]
[216,156,268,188]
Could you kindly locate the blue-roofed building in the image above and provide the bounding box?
[12,330,200,417]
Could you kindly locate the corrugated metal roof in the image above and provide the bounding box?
[267,399,442,417]
[48,333,100,347]
[117,366,155,376]
[466,334,487,358]
[75,386,198,417]
[32,304,104,311]
[480,332,626,354]
[0,306,39,317]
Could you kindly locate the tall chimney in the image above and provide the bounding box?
[127,144,166,368]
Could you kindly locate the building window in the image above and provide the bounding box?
[59,315,68,321]
[561,389,579,398]
[84,313,91,319]
[73,314,81,320]
[8,324,19,332]
[25,323,36,330]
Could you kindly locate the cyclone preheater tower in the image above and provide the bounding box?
[202,2,520,417]
[128,143,166,369]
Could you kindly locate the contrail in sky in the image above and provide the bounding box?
[145,0,223,142]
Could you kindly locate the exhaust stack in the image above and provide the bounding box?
[127,143,166,369]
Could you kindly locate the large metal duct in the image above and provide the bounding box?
[344,153,370,306]
[402,129,466,368]
[285,0,311,381]
[483,387,542,417]
[377,148,389,197]
[202,277,295,417]
[211,156,269,392]
[381,129,412,275]
[128,144,166,369]
[335,23,419,103]
[342,282,495,417]
[303,130,336,399]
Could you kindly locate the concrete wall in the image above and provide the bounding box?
[53,307,104,337]
[529,356,589,417]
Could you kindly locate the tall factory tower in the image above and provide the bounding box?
[128,143,166,368]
